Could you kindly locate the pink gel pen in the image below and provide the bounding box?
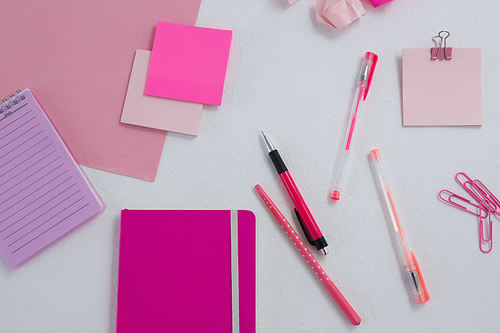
[331,52,378,200]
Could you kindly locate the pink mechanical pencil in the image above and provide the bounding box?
[255,184,361,325]
[331,52,378,201]
[262,132,328,255]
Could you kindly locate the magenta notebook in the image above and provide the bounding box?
[0,89,105,269]
[117,210,256,333]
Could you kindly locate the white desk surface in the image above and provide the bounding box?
[2,0,500,332]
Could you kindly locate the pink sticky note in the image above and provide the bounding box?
[0,0,202,181]
[121,50,203,136]
[368,0,393,7]
[402,48,482,126]
[316,0,365,29]
[117,210,256,333]
[145,22,233,106]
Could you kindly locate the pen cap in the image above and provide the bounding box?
[370,149,380,160]
[361,52,378,101]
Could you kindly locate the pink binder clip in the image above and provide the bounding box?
[430,31,452,60]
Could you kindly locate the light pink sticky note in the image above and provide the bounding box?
[402,48,482,126]
[0,0,202,182]
[316,0,366,29]
[145,22,233,106]
[121,50,203,136]
[368,0,393,7]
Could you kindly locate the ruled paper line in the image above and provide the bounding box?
[0,176,73,224]
[0,150,57,187]
[3,189,82,239]
[10,201,89,252]
[0,184,78,234]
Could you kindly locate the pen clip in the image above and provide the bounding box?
[294,208,315,246]
[363,52,378,101]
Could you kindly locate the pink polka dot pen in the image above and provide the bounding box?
[255,184,361,326]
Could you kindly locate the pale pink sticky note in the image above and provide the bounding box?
[368,0,393,7]
[145,22,233,106]
[402,48,482,126]
[0,0,202,181]
[121,50,203,136]
[316,0,365,29]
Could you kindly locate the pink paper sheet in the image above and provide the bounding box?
[121,50,203,136]
[145,22,233,106]
[0,0,202,181]
[402,48,482,126]
[316,0,365,29]
[117,210,256,333]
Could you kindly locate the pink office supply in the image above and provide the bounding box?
[117,210,256,333]
[255,184,361,325]
[145,22,233,106]
[120,50,203,136]
[438,190,488,219]
[0,0,202,181]
[315,0,365,30]
[402,47,482,126]
[368,0,393,7]
[439,172,499,253]
[431,31,452,60]
[478,201,493,253]
[0,89,105,269]
[473,180,500,217]
[331,52,378,201]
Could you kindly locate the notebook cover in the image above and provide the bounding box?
[145,22,233,106]
[116,210,256,333]
[402,48,482,126]
[0,0,202,181]
[120,50,203,136]
[0,89,105,269]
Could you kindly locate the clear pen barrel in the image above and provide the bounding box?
[370,149,430,304]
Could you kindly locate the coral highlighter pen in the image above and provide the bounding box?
[261,132,328,255]
[331,52,378,200]
[370,149,430,304]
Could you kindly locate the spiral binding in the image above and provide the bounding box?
[0,90,25,115]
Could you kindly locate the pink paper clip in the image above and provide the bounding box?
[455,172,484,204]
[473,179,500,217]
[438,190,488,219]
[478,200,493,253]
[440,172,499,253]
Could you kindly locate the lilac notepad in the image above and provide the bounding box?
[117,210,256,333]
[0,89,105,269]
[145,22,233,106]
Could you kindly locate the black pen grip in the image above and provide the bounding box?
[268,150,287,174]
